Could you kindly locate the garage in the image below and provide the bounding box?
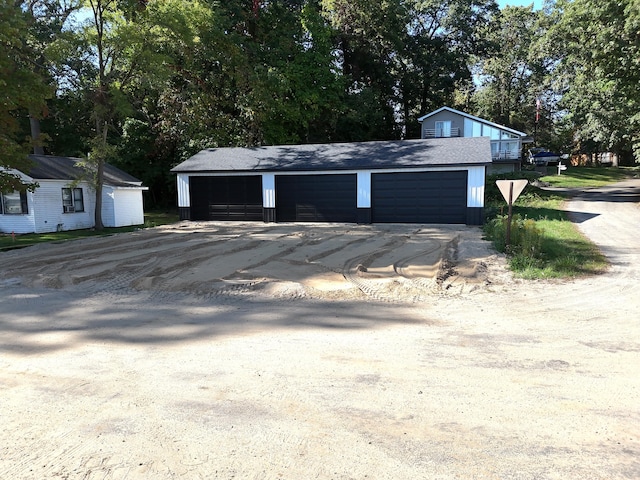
[372,171,467,224]
[172,137,489,225]
[276,174,357,222]
[189,175,263,221]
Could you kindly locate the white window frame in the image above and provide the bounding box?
[62,187,84,213]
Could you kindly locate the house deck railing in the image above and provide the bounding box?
[492,151,520,161]
[423,128,461,138]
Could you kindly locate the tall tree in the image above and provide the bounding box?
[549,0,640,162]
[322,0,498,139]
[0,1,51,192]
[50,0,168,227]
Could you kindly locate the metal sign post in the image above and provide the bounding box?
[496,180,528,250]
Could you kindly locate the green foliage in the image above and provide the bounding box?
[484,214,543,258]
[17,0,637,210]
[0,1,51,191]
[483,188,608,279]
[549,0,640,162]
[540,166,636,188]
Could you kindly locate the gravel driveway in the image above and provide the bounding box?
[1,179,639,479]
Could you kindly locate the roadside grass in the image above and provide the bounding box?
[0,209,179,251]
[485,171,614,279]
[538,165,639,187]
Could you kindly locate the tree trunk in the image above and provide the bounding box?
[29,116,44,155]
[93,121,107,231]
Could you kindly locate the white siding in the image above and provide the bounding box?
[466,166,485,208]
[33,180,96,233]
[104,187,145,227]
[357,171,371,208]
[101,187,116,227]
[2,180,145,233]
[176,174,190,207]
[262,173,275,208]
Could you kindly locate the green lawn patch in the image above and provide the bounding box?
[0,209,179,251]
[539,165,638,188]
[484,181,608,279]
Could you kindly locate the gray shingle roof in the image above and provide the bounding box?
[171,137,491,173]
[27,155,143,187]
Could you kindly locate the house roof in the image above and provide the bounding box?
[26,155,143,187]
[417,106,529,138]
[171,137,491,173]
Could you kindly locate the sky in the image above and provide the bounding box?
[496,0,544,9]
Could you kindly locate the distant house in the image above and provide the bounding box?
[418,107,532,173]
[171,137,491,226]
[0,155,147,234]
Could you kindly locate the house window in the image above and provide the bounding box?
[62,188,84,213]
[435,121,451,137]
[0,191,28,215]
[491,142,500,159]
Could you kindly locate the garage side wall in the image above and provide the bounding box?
[176,174,191,220]
[466,166,485,225]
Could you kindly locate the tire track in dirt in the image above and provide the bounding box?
[1,224,464,304]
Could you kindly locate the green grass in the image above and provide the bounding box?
[0,209,179,251]
[485,181,609,279]
[539,165,639,187]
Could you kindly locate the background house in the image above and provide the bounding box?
[418,107,532,174]
[172,137,490,226]
[0,155,147,234]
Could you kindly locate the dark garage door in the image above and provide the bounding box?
[276,174,357,222]
[372,171,467,223]
[189,176,263,221]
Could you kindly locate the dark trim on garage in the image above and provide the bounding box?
[357,208,371,224]
[178,207,191,221]
[466,207,484,226]
[263,208,276,223]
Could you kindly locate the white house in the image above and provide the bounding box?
[418,106,532,173]
[0,155,147,234]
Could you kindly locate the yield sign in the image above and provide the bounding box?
[496,179,528,204]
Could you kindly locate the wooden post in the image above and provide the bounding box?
[506,182,514,249]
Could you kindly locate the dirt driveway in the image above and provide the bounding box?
[1,180,639,479]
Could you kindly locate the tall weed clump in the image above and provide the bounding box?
[484,214,544,268]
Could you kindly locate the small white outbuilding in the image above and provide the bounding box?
[0,155,147,234]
